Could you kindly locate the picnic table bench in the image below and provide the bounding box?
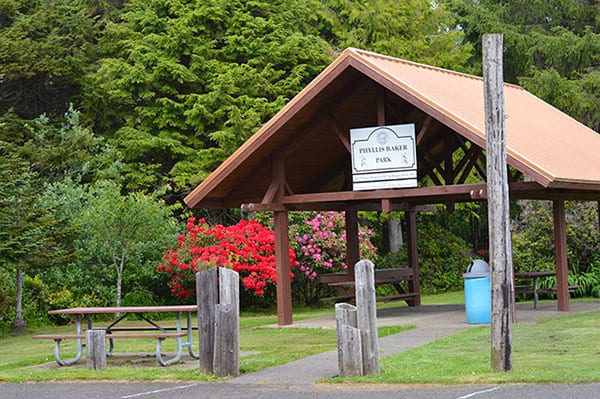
[33,305,199,367]
[320,267,420,305]
[514,271,581,308]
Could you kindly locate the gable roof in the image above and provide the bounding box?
[185,48,600,209]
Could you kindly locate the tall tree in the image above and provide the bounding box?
[0,0,106,119]
[82,0,333,198]
[0,146,74,333]
[449,0,600,130]
[316,0,474,71]
[79,180,178,308]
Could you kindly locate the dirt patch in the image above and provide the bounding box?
[28,351,261,370]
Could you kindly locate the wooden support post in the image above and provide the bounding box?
[274,211,293,325]
[406,210,421,306]
[484,33,513,372]
[553,200,569,311]
[346,210,359,280]
[335,303,362,377]
[86,329,107,370]
[355,260,380,375]
[197,267,218,374]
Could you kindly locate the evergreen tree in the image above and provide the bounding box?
[82,0,333,198]
[0,146,75,333]
[316,0,474,71]
[0,0,107,119]
[449,0,600,130]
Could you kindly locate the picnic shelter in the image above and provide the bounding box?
[184,48,600,325]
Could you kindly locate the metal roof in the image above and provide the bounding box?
[185,48,600,209]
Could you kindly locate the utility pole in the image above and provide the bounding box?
[483,33,514,372]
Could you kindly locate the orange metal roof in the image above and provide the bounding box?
[351,48,600,187]
[185,48,600,208]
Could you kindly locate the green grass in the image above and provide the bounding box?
[0,306,410,382]
[330,308,600,384]
[3,293,599,384]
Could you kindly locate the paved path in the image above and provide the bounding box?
[231,302,600,387]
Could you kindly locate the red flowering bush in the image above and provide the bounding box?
[158,217,297,301]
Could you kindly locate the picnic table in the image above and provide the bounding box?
[320,267,420,305]
[514,271,580,309]
[514,271,556,308]
[33,305,199,366]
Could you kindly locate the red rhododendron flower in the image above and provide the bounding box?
[158,217,297,300]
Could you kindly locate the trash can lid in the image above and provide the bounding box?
[463,259,490,278]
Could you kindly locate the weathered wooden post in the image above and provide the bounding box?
[483,33,514,372]
[213,267,240,377]
[355,259,380,375]
[196,267,240,377]
[197,267,218,373]
[335,303,362,377]
[86,329,107,370]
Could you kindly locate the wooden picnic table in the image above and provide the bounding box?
[320,268,420,305]
[33,305,199,366]
[514,271,557,308]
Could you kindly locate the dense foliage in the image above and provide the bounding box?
[513,201,600,297]
[159,217,297,307]
[289,211,378,305]
[0,0,598,333]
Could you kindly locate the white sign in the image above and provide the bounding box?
[350,124,417,191]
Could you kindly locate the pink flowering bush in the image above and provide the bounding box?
[290,211,378,304]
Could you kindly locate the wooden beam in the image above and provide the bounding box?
[262,152,285,204]
[242,201,437,212]
[329,115,351,153]
[553,200,569,311]
[274,211,292,325]
[281,183,488,205]
[377,86,386,125]
[416,115,432,146]
[346,210,359,281]
[406,211,420,306]
[457,144,484,185]
[381,199,392,213]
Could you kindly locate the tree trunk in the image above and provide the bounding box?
[11,266,27,334]
[388,213,403,253]
[116,252,125,309]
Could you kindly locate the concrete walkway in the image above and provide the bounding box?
[230,302,600,387]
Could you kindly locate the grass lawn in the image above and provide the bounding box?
[331,304,600,384]
[0,304,408,382]
[2,292,599,384]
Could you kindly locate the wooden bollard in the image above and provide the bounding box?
[86,329,107,370]
[335,303,362,377]
[197,267,240,377]
[355,260,380,375]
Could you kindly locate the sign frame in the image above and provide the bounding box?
[350,124,418,191]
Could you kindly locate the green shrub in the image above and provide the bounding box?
[513,200,600,296]
[0,268,15,335]
[376,220,473,294]
[414,222,473,294]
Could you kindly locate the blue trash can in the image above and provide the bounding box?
[463,259,490,324]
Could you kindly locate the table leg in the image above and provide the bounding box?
[54,314,83,366]
[533,277,539,309]
[156,312,184,366]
